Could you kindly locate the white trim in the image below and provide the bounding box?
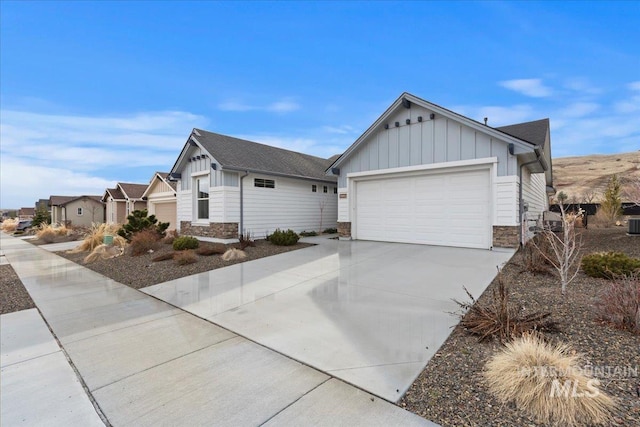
[346,157,498,180]
[191,170,210,177]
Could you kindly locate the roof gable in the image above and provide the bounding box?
[142,172,177,198]
[117,182,147,200]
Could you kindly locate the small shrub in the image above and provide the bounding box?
[323,227,338,234]
[597,272,640,334]
[453,272,559,342]
[174,250,197,265]
[0,218,18,233]
[152,252,175,262]
[130,229,161,256]
[70,223,126,253]
[299,230,318,237]
[238,231,256,250]
[581,252,640,279]
[173,236,199,251]
[484,333,615,426]
[162,230,178,245]
[521,235,553,275]
[268,228,299,246]
[222,248,246,261]
[195,243,226,256]
[117,209,169,241]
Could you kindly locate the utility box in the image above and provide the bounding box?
[629,218,640,235]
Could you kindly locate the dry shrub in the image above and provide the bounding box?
[453,272,559,342]
[521,235,554,275]
[222,248,246,261]
[162,229,178,245]
[1,218,18,232]
[36,224,71,243]
[485,333,615,426]
[590,209,615,228]
[70,223,126,252]
[238,231,255,250]
[174,250,197,265]
[130,229,161,256]
[195,243,226,256]
[84,244,124,263]
[597,272,640,334]
[152,252,175,262]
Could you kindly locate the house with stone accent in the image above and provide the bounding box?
[327,92,553,249]
[102,183,147,225]
[169,129,338,241]
[141,172,177,230]
[49,195,105,227]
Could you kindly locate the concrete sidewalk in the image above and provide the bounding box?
[1,233,436,426]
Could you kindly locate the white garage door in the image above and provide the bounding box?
[151,202,177,230]
[355,169,491,249]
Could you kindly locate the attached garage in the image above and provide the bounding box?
[328,92,554,249]
[150,201,177,230]
[354,167,492,249]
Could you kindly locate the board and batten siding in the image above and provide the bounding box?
[176,191,192,230]
[522,168,548,222]
[242,173,337,238]
[337,104,517,188]
[495,176,519,226]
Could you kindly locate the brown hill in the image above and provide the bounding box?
[552,151,640,203]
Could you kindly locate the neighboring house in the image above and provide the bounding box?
[18,207,35,219]
[102,183,147,224]
[141,172,177,230]
[327,92,553,249]
[169,129,338,241]
[49,195,105,227]
[35,198,50,214]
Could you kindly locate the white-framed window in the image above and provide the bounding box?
[323,185,328,193]
[312,185,317,192]
[196,176,209,219]
[77,207,83,216]
[254,178,275,189]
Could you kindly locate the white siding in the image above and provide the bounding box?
[242,173,338,238]
[337,104,518,187]
[495,176,519,226]
[337,188,349,222]
[176,190,192,231]
[522,168,548,222]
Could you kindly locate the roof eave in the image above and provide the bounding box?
[222,166,337,184]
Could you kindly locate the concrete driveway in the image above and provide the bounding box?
[144,237,514,402]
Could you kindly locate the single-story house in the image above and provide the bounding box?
[141,172,177,230]
[18,207,35,220]
[327,92,553,249]
[102,183,147,225]
[50,195,105,227]
[169,129,338,241]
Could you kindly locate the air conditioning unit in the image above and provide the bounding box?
[629,218,640,235]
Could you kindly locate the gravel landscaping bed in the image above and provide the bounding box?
[56,239,313,289]
[0,264,36,315]
[401,228,640,426]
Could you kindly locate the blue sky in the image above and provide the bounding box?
[1,1,639,208]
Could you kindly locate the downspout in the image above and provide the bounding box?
[239,171,249,236]
[518,147,544,246]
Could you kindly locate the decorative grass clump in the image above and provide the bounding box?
[581,252,640,279]
[70,223,126,253]
[0,218,18,233]
[173,236,199,251]
[83,244,124,264]
[597,272,640,334]
[195,243,226,256]
[453,273,559,342]
[36,223,70,243]
[152,252,175,262]
[174,250,197,265]
[222,248,246,261]
[485,333,615,426]
[268,228,299,246]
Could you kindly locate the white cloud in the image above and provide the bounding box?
[217,97,300,114]
[0,108,208,207]
[499,78,553,97]
[453,104,536,126]
[560,102,600,118]
[322,125,358,135]
[217,101,255,112]
[614,81,640,113]
[628,81,640,91]
[266,99,300,113]
[563,77,602,95]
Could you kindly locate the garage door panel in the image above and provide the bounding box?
[151,202,177,229]
[355,169,491,249]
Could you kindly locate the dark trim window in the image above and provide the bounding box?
[77,207,83,216]
[254,178,275,189]
[312,185,317,192]
[197,177,209,219]
[333,187,337,194]
[323,186,328,193]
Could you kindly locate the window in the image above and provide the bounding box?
[254,178,275,188]
[77,207,83,216]
[312,185,317,192]
[196,177,209,219]
[333,187,337,194]
[323,186,328,193]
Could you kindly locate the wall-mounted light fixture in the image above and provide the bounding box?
[417,116,423,122]
[406,119,411,125]
[395,122,400,127]
[211,163,217,170]
[384,124,389,129]
[430,113,435,120]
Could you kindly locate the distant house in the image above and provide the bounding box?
[49,195,105,227]
[18,207,35,220]
[327,92,553,249]
[141,172,177,230]
[102,183,147,224]
[169,129,338,241]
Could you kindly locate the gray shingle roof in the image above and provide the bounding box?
[157,172,177,190]
[193,129,337,182]
[50,196,77,206]
[118,183,147,199]
[105,187,125,200]
[496,118,549,146]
